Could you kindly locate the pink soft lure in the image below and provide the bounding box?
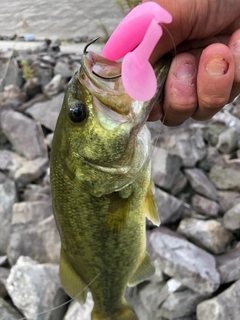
[102,2,172,101]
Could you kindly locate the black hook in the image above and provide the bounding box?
[83,37,122,80]
[83,37,100,54]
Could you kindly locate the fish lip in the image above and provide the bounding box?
[80,51,122,94]
[80,51,132,116]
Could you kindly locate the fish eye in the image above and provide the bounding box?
[68,101,87,123]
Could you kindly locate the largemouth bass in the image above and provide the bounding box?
[50,47,171,320]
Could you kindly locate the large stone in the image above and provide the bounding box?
[217,191,240,213]
[223,203,240,231]
[209,159,240,191]
[43,74,64,97]
[151,147,182,190]
[191,195,220,217]
[215,248,240,283]
[0,150,25,177]
[154,188,184,224]
[197,279,240,320]
[54,59,77,78]
[203,122,228,146]
[157,289,207,320]
[158,125,206,167]
[170,171,188,195]
[148,228,220,295]
[198,147,224,172]
[1,109,47,160]
[13,157,49,184]
[140,278,184,318]
[216,127,238,154]
[7,199,60,265]
[63,292,93,320]
[23,184,51,202]
[26,93,64,131]
[177,218,232,254]
[1,84,26,105]
[184,168,218,201]
[6,256,68,320]
[0,172,17,255]
[128,292,153,320]
[139,281,166,317]
[0,297,22,320]
[0,59,23,91]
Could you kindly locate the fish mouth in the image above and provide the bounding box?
[80,51,133,116]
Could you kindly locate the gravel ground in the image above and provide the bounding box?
[0,0,122,39]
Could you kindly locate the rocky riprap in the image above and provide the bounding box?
[0,45,240,320]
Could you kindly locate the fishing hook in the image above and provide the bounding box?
[83,37,122,80]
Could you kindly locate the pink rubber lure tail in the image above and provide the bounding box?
[102,2,172,101]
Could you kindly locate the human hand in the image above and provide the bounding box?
[145,0,240,125]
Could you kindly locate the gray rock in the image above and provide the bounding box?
[0,59,23,91]
[216,127,238,154]
[177,218,232,254]
[154,188,184,224]
[6,256,68,320]
[170,171,188,195]
[140,279,185,316]
[46,132,54,148]
[146,121,163,140]
[63,292,94,320]
[54,59,77,78]
[158,126,206,167]
[184,168,218,201]
[198,147,224,172]
[0,297,22,320]
[148,228,220,295]
[223,203,240,231]
[7,200,60,265]
[0,172,17,255]
[23,184,51,202]
[139,282,166,316]
[0,150,25,176]
[32,62,54,87]
[26,93,63,131]
[23,77,42,99]
[209,159,240,191]
[128,292,153,320]
[215,248,240,283]
[197,279,240,320]
[218,191,240,213]
[191,195,220,217]
[2,84,26,104]
[203,122,228,146]
[151,147,182,190]
[43,74,64,97]
[1,109,47,160]
[157,289,207,320]
[0,267,9,298]
[13,157,49,184]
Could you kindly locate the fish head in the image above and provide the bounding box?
[53,51,170,194]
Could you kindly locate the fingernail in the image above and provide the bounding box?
[206,57,229,76]
[175,63,195,79]
[233,40,240,52]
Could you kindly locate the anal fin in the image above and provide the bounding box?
[145,181,160,226]
[127,253,155,287]
[60,247,87,304]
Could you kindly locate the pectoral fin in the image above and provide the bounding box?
[127,253,155,287]
[145,181,160,226]
[106,192,131,233]
[60,247,87,304]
